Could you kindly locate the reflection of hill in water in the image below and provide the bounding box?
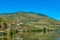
[0,32,23,40]
[24,32,60,40]
[0,32,60,40]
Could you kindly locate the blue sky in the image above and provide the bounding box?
[0,0,60,20]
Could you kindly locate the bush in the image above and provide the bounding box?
[3,31,7,36]
[10,29,17,35]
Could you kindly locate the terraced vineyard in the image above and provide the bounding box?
[0,12,60,32]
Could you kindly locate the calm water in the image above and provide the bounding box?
[23,32,60,40]
[0,31,60,40]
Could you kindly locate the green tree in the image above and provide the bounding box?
[43,27,46,33]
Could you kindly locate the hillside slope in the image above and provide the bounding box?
[0,12,60,31]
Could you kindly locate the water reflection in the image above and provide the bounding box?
[23,32,60,40]
[0,31,60,40]
[0,31,23,40]
[56,38,60,40]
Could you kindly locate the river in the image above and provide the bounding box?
[0,31,60,40]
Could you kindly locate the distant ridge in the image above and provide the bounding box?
[0,11,59,20]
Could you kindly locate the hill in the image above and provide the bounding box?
[0,12,60,31]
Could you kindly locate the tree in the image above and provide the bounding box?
[43,27,46,33]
